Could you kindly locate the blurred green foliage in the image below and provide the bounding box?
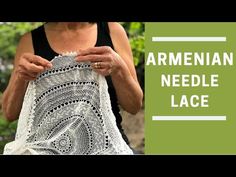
[0,22,43,93]
[0,116,17,154]
[121,22,144,66]
[0,22,43,153]
[0,91,18,154]
[0,66,11,92]
[0,22,43,60]
[122,22,144,91]
[0,22,144,154]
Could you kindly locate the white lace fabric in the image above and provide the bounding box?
[3,52,133,155]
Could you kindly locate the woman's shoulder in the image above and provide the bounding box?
[108,22,127,37]
[107,22,130,53]
[14,30,35,61]
[18,24,45,55]
[20,31,31,43]
[20,23,44,45]
[16,32,32,53]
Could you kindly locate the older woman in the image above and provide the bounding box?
[1,22,143,154]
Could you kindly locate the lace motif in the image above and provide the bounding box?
[4,52,133,155]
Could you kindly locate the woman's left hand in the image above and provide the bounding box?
[75,46,121,76]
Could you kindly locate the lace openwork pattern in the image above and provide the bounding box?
[4,52,133,155]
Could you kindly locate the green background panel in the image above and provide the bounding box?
[145,23,236,154]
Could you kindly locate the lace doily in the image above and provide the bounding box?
[3,52,133,155]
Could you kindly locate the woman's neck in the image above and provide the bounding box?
[46,22,93,32]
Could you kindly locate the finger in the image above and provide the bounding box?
[91,62,112,69]
[28,63,45,73]
[34,56,53,68]
[20,69,39,78]
[29,71,40,78]
[26,55,52,68]
[20,62,44,76]
[19,72,37,81]
[92,68,111,76]
[76,54,107,62]
[78,46,112,56]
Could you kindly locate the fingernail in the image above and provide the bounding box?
[47,63,53,68]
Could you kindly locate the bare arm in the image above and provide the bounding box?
[76,23,143,114]
[108,22,143,114]
[2,33,52,121]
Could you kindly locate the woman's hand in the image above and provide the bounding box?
[75,46,122,76]
[15,53,53,81]
[75,44,142,114]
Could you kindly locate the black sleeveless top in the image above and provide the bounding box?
[31,22,129,144]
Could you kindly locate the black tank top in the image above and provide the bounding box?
[31,22,129,144]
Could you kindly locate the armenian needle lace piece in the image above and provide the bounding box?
[3,52,133,155]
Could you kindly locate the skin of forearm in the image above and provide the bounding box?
[111,61,143,114]
[2,70,28,121]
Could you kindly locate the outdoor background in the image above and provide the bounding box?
[0,22,144,154]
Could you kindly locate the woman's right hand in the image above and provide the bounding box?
[15,53,53,81]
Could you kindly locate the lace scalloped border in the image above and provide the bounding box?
[5,52,133,155]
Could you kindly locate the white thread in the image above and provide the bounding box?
[3,53,132,155]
